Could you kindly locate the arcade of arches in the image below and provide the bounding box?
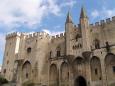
[49,53,115,86]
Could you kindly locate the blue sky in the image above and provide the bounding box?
[0,0,115,65]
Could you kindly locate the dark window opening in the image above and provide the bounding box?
[79,44,82,48]
[99,77,101,80]
[26,73,28,78]
[50,51,52,58]
[94,39,100,49]
[95,68,98,75]
[68,72,69,79]
[112,66,115,73]
[27,47,31,53]
[7,60,9,64]
[3,69,6,74]
[57,51,60,57]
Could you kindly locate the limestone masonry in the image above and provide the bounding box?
[1,7,115,86]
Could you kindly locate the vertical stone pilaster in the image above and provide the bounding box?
[101,58,108,86]
[85,61,92,86]
[58,64,61,86]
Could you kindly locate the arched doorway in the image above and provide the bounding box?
[22,61,31,81]
[49,64,58,86]
[60,62,69,86]
[73,57,85,74]
[105,53,115,81]
[90,56,102,81]
[74,76,87,86]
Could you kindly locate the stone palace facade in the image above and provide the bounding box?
[1,7,115,86]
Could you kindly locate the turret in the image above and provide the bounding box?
[66,11,73,23]
[79,6,91,51]
[65,11,74,55]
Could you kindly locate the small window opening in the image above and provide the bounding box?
[26,73,28,78]
[95,68,98,75]
[112,66,115,73]
[49,51,52,58]
[57,51,60,57]
[94,39,100,49]
[7,60,9,64]
[99,77,101,80]
[27,47,31,53]
[3,69,6,74]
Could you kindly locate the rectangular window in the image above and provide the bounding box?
[95,69,98,75]
[112,66,115,73]
[57,51,60,57]
[50,51,52,58]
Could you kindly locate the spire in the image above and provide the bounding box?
[66,11,73,23]
[80,6,87,18]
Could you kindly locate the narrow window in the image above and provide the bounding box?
[50,51,52,58]
[95,39,100,49]
[3,69,6,74]
[57,51,60,57]
[27,47,31,53]
[7,60,9,64]
[95,68,98,75]
[112,66,115,73]
[26,73,28,78]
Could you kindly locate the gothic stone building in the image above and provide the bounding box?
[1,7,115,86]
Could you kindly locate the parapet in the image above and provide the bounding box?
[112,16,115,21]
[51,33,65,41]
[90,16,115,27]
[95,22,100,26]
[106,18,111,23]
[6,32,21,39]
[6,32,51,40]
[26,32,50,39]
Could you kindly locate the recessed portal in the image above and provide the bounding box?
[75,76,87,86]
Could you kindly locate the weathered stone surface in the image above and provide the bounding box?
[1,7,115,86]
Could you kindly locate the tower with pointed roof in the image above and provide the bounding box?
[80,6,91,51]
[65,11,74,55]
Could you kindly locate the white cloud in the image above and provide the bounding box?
[0,0,77,31]
[0,0,61,31]
[0,33,5,54]
[91,8,115,19]
[91,10,99,18]
[42,29,64,36]
[61,0,77,8]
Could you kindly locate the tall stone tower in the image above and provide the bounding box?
[65,11,74,55]
[1,33,20,81]
[80,7,91,51]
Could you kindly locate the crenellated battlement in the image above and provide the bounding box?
[51,33,65,41]
[6,32,21,39]
[90,16,115,27]
[6,32,50,40]
[26,32,50,39]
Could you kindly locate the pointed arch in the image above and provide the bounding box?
[22,61,32,81]
[73,57,85,75]
[49,64,58,86]
[60,62,69,86]
[90,56,102,81]
[105,53,115,81]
